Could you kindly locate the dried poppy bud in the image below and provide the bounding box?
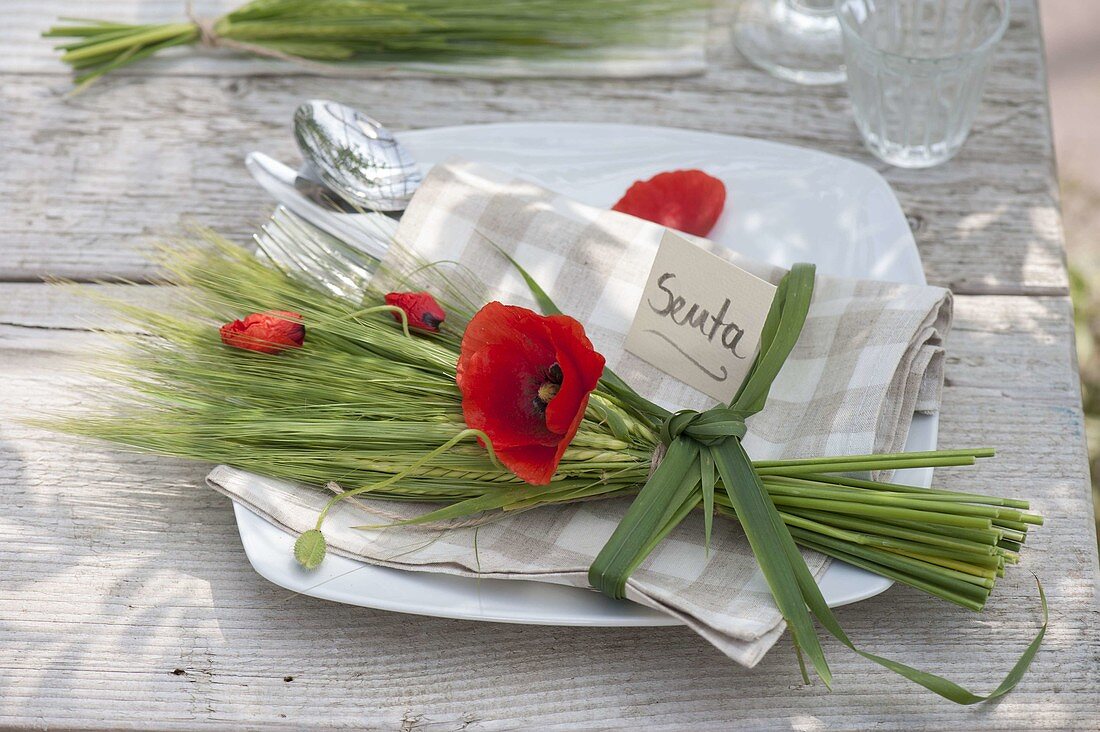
[385,291,446,332]
[219,310,304,354]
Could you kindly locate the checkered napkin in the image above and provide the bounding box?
[207,160,952,667]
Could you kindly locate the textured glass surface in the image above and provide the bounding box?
[838,0,1008,168]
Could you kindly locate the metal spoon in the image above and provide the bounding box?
[293,99,423,213]
[292,163,360,214]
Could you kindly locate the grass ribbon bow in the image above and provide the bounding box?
[588,262,815,600]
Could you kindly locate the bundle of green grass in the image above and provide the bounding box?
[50,234,1041,614]
[45,0,702,89]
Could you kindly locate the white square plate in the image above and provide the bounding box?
[233,122,934,625]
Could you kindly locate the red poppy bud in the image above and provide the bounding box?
[385,292,446,333]
[219,310,304,354]
[612,169,726,237]
[456,302,606,485]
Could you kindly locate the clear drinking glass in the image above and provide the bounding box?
[734,0,846,85]
[836,0,1009,168]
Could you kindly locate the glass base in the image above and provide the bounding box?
[733,0,846,86]
[861,132,966,169]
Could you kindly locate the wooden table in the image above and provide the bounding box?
[2,1,1097,728]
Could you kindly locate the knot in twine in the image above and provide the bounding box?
[649,406,750,476]
[183,1,338,71]
[185,2,220,47]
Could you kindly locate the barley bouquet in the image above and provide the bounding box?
[52,229,1045,702]
[44,0,700,90]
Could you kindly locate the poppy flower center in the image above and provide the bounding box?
[535,362,564,408]
[537,382,559,404]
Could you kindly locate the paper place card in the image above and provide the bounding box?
[624,231,778,403]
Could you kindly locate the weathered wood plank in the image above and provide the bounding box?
[0,0,1066,295]
[0,286,1096,729]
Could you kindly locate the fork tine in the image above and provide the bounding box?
[255,209,355,299]
[275,209,374,283]
[253,205,399,301]
[269,210,374,297]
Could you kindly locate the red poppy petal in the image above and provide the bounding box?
[496,443,561,485]
[457,308,558,437]
[457,302,554,361]
[556,392,593,461]
[612,169,726,237]
[543,315,606,435]
[502,396,593,485]
[459,344,558,448]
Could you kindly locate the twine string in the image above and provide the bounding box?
[183,1,347,73]
[647,442,667,479]
[186,3,219,48]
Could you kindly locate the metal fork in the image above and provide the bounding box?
[253,205,398,300]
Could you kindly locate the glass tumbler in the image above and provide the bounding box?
[836,0,1009,168]
[733,0,846,85]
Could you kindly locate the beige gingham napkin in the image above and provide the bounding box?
[208,161,952,667]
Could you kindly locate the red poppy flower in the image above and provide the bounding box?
[612,169,726,237]
[219,310,304,354]
[385,291,446,332]
[456,302,606,485]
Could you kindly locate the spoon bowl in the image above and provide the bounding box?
[293,100,423,212]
